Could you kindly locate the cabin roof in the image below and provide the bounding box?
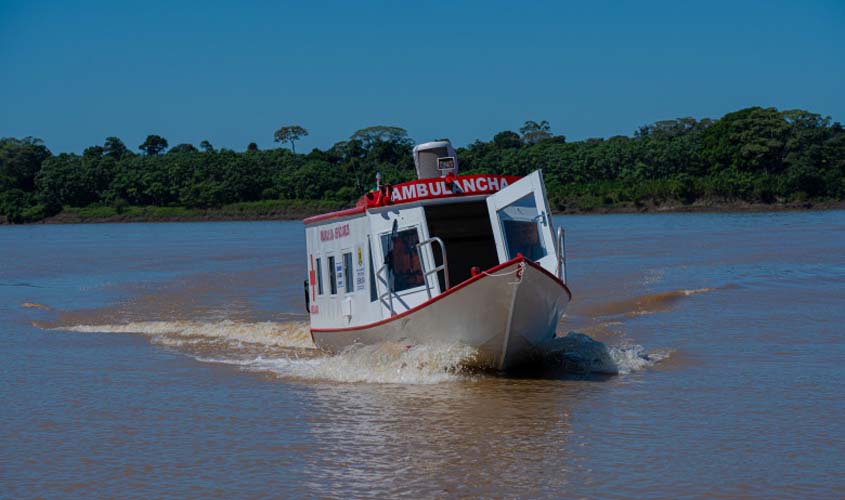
[302,173,521,226]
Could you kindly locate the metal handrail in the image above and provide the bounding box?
[376,264,396,316]
[376,264,395,315]
[377,236,450,314]
[556,227,567,285]
[416,237,450,299]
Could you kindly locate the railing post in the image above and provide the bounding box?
[557,227,567,285]
[416,237,450,295]
[377,265,394,316]
[418,248,433,299]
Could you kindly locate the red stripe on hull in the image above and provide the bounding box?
[310,256,571,334]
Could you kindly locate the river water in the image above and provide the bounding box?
[2,212,843,499]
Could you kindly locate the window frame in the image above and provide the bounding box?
[342,251,354,294]
[497,193,548,262]
[368,237,378,302]
[315,256,324,296]
[328,255,338,295]
[380,226,427,294]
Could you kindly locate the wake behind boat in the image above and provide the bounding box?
[303,141,571,370]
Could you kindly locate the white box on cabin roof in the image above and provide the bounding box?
[413,141,458,179]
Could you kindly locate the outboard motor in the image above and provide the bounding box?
[413,141,458,179]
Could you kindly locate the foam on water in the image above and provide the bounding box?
[608,344,672,374]
[21,302,51,310]
[48,319,667,383]
[51,320,480,384]
[201,342,479,384]
[59,320,315,349]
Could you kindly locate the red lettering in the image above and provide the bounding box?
[363,175,519,207]
[320,224,350,241]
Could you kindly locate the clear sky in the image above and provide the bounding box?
[1,0,843,154]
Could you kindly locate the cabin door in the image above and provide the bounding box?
[485,170,558,274]
[369,207,439,317]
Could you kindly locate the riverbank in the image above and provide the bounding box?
[4,198,842,225]
[22,199,348,225]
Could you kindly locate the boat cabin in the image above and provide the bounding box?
[303,141,566,330]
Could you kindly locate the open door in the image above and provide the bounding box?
[486,170,558,274]
[368,206,438,317]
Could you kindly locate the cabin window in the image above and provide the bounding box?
[342,252,354,294]
[498,193,547,261]
[328,255,338,295]
[316,257,324,295]
[381,228,425,293]
[368,238,378,302]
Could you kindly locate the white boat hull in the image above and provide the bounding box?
[311,257,571,370]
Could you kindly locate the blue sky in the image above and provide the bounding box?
[1,0,843,153]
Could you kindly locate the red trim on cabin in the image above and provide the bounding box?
[302,206,367,225]
[310,256,572,334]
[309,255,316,301]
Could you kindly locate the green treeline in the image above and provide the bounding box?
[1,106,843,223]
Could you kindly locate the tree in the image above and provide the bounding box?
[83,145,104,159]
[0,137,51,192]
[274,125,308,153]
[328,139,366,160]
[103,137,129,160]
[169,143,198,154]
[36,153,93,209]
[0,188,35,223]
[493,131,522,149]
[702,107,790,174]
[350,126,412,147]
[2,104,844,224]
[139,135,168,155]
[519,120,552,144]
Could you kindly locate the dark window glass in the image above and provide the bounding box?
[343,252,353,293]
[381,228,424,293]
[369,239,378,302]
[328,256,338,295]
[316,257,324,295]
[498,194,547,261]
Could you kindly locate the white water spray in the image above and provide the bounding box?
[49,319,668,383]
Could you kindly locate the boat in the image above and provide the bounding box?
[302,140,571,370]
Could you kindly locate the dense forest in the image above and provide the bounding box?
[1,106,843,224]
